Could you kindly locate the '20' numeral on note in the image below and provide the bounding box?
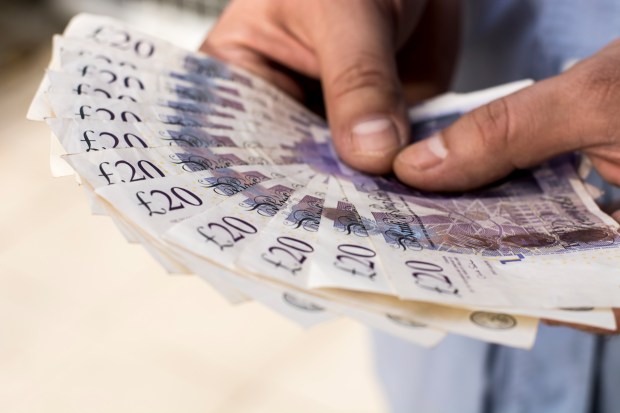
[99,160,164,185]
[136,187,202,216]
[197,216,257,251]
[406,260,459,296]
[262,236,314,275]
[334,244,377,279]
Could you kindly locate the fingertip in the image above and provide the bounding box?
[393,133,452,190]
[333,114,407,175]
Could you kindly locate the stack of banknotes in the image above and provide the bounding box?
[28,14,620,348]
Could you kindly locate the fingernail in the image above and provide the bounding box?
[405,133,448,170]
[351,117,401,154]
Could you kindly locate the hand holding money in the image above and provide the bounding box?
[396,39,620,192]
[27,14,620,349]
[204,2,620,334]
[201,0,459,175]
[207,1,620,199]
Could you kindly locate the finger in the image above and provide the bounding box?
[200,42,305,99]
[589,156,620,187]
[311,0,410,175]
[394,74,586,191]
[200,0,317,100]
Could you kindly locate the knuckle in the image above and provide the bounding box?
[328,53,398,101]
[574,56,620,108]
[569,56,620,144]
[469,97,515,160]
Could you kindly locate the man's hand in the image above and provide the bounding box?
[394,39,620,191]
[202,2,620,335]
[392,40,620,335]
[201,0,458,175]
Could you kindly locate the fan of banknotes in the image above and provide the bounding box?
[27,14,620,349]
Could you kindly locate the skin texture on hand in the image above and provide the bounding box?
[201,1,620,334]
[395,39,620,192]
[201,0,459,175]
[397,39,620,335]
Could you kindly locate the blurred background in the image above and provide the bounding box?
[0,1,390,412]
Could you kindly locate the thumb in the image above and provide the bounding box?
[394,75,584,191]
[313,1,410,175]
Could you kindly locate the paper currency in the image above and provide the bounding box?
[28,14,620,349]
[337,164,620,308]
[309,176,395,294]
[64,146,312,188]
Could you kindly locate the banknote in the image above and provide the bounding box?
[46,38,322,119]
[43,68,246,110]
[159,170,539,345]
[336,162,620,308]
[59,14,318,114]
[164,180,527,344]
[47,118,239,155]
[474,306,616,330]
[64,146,315,189]
[231,177,540,346]
[46,22,325,136]
[166,240,446,347]
[37,92,307,135]
[212,261,449,347]
[172,243,337,327]
[74,146,541,343]
[162,171,315,272]
[30,41,322,131]
[48,118,321,155]
[70,173,193,274]
[96,164,313,238]
[46,117,321,178]
[309,176,395,294]
[39,102,261,177]
[93,165,313,277]
[37,69,318,128]
[235,174,329,288]
[317,288,538,347]
[28,14,620,348]
[93,164,615,330]
[35,92,329,159]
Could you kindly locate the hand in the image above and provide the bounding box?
[203,3,620,335]
[394,39,620,192]
[400,40,620,334]
[201,0,459,174]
